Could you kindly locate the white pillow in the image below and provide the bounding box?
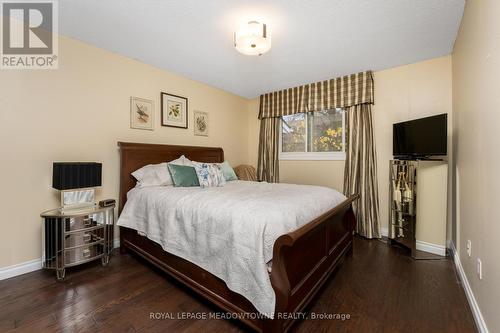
[132,155,191,187]
[182,156,194,167]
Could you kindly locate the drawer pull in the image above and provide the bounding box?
[83,233,91,243]
[83,249,91,258]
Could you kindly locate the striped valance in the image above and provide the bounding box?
[258,71,374,119]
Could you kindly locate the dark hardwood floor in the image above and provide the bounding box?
[0,237,476,333]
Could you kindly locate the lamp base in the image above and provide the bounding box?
[61,188,96,212]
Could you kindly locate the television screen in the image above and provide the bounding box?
[393,114,447,158]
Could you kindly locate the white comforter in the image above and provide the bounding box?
[117,180,346,317]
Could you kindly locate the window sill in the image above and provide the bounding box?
[279,152,346,161]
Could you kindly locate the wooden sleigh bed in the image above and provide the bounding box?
[118,142,358,333]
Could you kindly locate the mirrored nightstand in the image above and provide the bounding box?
[41,204,115,280]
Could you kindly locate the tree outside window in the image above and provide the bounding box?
[281,108,345,160]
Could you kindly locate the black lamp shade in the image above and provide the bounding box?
[52,162,102,190]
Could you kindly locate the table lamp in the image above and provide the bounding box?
[52,162,102,211]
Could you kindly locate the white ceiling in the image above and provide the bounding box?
[59,0,464,99]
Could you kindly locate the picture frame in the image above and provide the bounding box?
[161,92,188,128]
[130,97,154,131]
[193,110,209,136]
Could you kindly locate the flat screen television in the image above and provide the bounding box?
[393,114,447,159]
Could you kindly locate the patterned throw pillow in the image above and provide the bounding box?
[193,162,226,188]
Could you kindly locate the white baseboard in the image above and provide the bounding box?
[0,238,122,281]
[450,242,489,333]
[381,227,446,256]
[415,240,446,256]
[0,258,42,281]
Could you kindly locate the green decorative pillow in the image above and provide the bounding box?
[167,164,200,187]
[219,161,238,181]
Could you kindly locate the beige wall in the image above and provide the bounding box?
[374,56,453,239]
[248,56,453,238]
[452,0,500,331]
[247,97,260,168]
[0,36,250,268]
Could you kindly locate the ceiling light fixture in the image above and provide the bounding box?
[234,20,271,56]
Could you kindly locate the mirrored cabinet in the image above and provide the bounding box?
[41,205,114,280]
[389,160,448,259]
[389,160,417,255]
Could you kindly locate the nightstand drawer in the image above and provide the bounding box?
[64,214,102,232]
[65,243,104,266]
[64,229,104,249]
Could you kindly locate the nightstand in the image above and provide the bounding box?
[41,204,115,280]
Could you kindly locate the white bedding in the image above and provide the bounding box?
[117,180,346,317]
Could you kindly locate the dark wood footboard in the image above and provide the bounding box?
[118,142,358,333]
[267,195,357,332]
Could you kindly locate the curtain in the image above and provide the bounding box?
[256,71,380,237]
[258,71,374,119]
[257,71,374,184]
[343,104,381,238]
[257,117,280,182]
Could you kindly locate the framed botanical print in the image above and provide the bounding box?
[194,110,209,136]
[130,97,154,130]
[161,92,188,128]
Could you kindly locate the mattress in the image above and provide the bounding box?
[117,180,346,317]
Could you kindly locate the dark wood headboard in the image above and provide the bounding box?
[118,142,224,213]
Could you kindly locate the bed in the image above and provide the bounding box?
[117,142,358,333]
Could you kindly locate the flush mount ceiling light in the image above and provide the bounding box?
[234,20,271,56]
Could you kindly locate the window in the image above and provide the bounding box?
[280,108,346,160]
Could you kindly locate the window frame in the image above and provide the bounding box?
[279,108,346,161]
